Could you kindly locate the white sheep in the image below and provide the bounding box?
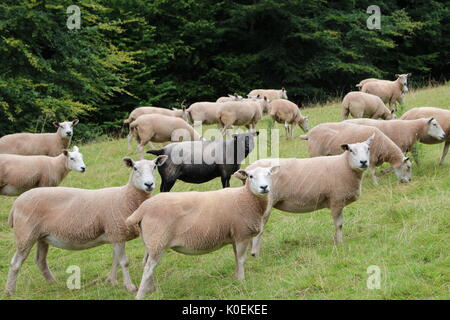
[400,107,450,165]
[269,99,308,138]
[129,114,202,159]
[361,74,411,110]
[246,136,374,257]
[0,120,79,156]
[344,118,446,158]
[356,78,409,94]
[218,99,268,136]
[0,146,86,196]
[216,94,243,103]
[186,102,222,127]
[300,123,412,185]
[5,156,168,296]
[248,88,288,101]
[125,165,280,299]
[341,91,395,120]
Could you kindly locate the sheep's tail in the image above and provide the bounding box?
[126,209,145,227]
[8,208,14,228]
[341,99,350,120]
[299,135,308,140]
[147,149,165,156]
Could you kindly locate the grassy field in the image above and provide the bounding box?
[1,84,449,300]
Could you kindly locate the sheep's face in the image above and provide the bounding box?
[281,88,288,99]
[234,166,280,197]
[64,146,86,173]
[427,118,446,140]
[299,116,309,133]
[395,74,410,87]
[124,156,168,192]
[260,97,270,111]
[394,157,412,183]
[341,134,374,171]
[54,119,79,138]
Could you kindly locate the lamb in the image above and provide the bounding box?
[361,74,411,110]
[129,114,202,159]
[123,105,187,125]
[147,131,258,191]
[218,98,267,136]
[125,165,279,299]
[124,106,187,149]
[246,136,374,257]
[300,123,412,185]
[0,146,86,196]
[0,120,79,156]
[400,107,450,165]
[344,118,446,157]
[356,78,409,93]
[269,99,308,138]
[341,91,395,120]
[216,94,243,103]
[5,155,168,296]
[186,102,222,127]
[248,88,288,101]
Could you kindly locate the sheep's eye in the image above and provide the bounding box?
[133,167,138,171]
[249,175,254,179]
[70,157,75,161]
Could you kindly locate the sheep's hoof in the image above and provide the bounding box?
[251,251,260,258]
[106,277,118,286]
[5,289,15,296]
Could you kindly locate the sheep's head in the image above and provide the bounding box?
[395,73,411,87]
[234,166,280,197]
[232,131,259,159]
[426,118,446,140]
[53,119,79,138]
[281,87,288,99]
[341,134,374,171]
[394,157,412,183]
[123,155,168,192]
[298,115,309,133]
[63,146,86,173]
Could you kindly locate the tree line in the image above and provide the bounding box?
[0,0,449,139]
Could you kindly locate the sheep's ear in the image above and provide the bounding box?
[282,87,286,91]
[341,144,350,151]
[53,121,60,128]
[264,96,268,101]
[72,119,79,126]
[407,73,412,77]
[391,109,395,114]
[62,150,69,157]
[404,157,410,163]
[72,146,79,152]
[365,133,375,146]
[395,74,400,78]
[428,117,434,123]
[154,155,168,166]
[234,170,248,181]
[123,157,134,168]
[270,166,280,175]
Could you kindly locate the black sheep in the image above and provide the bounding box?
[147,131,259,192]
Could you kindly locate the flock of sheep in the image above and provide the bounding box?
[0,73,449,300]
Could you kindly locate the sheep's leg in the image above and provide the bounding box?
[137,143,145,160]
[116,243,137,292]
[6,246,32,295]
[107,244,121,286]
[221,175,230,188]
[127,132,133,151]
[284,121,289,138]
[142,251,149,267]
[331,207,344,243]
[233,239,251,281]
[250,201,274,258]
[161,178,177,192]
[439,141,449,165]
[135,252,163,300]
[35,240,55,282]
[370,166,379,185]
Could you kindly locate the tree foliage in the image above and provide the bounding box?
[0,0,448,136]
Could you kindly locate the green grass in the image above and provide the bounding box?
[1,84,449,300]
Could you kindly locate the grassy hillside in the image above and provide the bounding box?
[0,84,449,300]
